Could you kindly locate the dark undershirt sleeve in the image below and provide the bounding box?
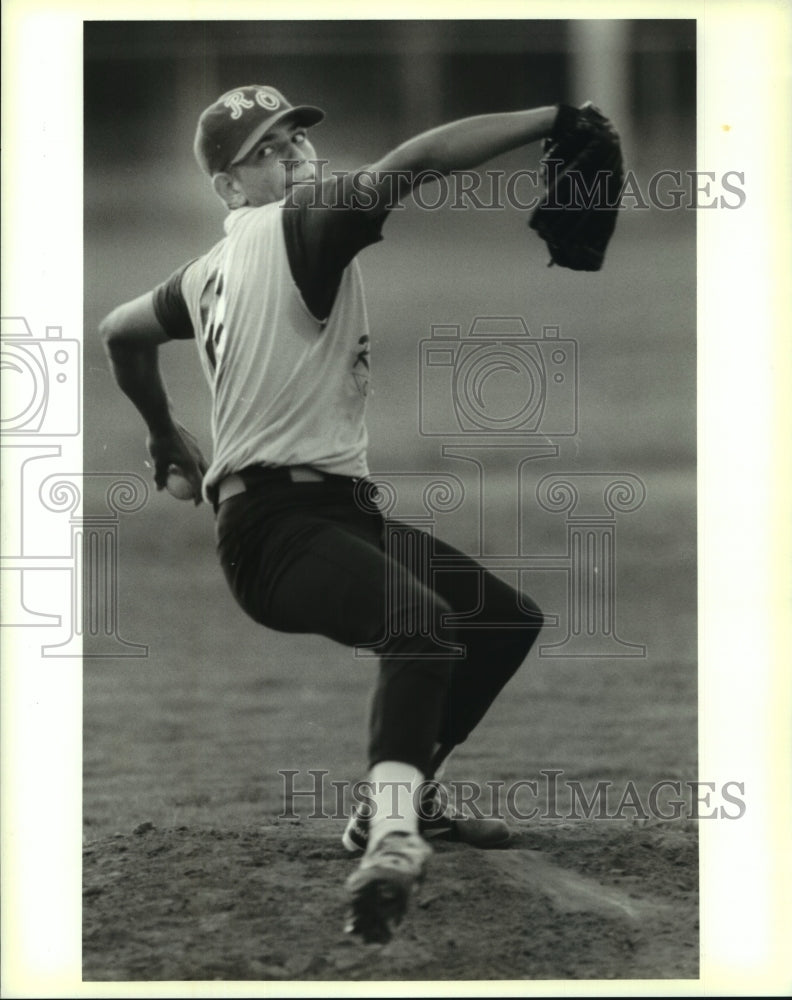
[281,171,389,322]
[152,261,196,340]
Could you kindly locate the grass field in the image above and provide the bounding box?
[82,153,698,979]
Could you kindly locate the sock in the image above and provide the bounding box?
[366,761,424,850]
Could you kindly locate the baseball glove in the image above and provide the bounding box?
[529,102,624,272]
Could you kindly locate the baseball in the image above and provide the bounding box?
[165,465,196,501]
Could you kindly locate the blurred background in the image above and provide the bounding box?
[83,20,697,834]
[84,19,694,167]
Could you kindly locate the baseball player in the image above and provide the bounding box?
[102,85,554,944]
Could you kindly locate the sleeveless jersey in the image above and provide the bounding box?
[153,181,386,502]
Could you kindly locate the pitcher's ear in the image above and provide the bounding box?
[212,171,247,209]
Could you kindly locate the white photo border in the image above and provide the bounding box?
[1,0,790,995]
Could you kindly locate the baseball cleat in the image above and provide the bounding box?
[344,831,432,944]
[342,783,511,853]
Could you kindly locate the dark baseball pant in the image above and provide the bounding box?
[214,473,543,777]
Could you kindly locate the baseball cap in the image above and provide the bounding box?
[194,85,324,177]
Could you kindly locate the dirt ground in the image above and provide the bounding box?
[82,818,698,982]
